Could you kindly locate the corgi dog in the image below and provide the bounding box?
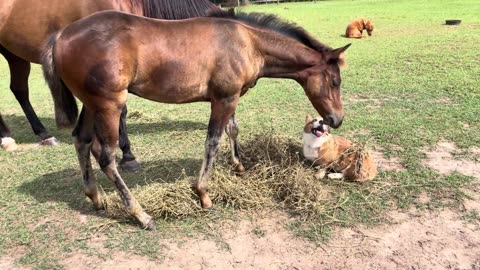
[302,115,377,182]
[345,18,374,38]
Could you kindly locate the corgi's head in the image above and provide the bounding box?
[364,19,374,35]
[304,115,330,138]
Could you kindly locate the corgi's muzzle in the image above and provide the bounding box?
[311,119,329,137]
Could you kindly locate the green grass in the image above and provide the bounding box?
[1,0,479,268]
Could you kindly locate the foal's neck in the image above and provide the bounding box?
[253,31,322,79]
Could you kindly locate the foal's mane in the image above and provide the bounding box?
[130,0,220,20]
[209,9,331,53]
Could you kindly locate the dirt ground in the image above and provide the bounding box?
[3,142,479,270]
[2,206,479,270]
[51,207,480,270]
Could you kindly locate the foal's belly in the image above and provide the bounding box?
[128,83,210,104]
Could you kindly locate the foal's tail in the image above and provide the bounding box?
[41,32,78,128]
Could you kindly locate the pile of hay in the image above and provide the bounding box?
[103,134,370,222]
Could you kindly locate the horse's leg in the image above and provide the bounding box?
[0,47,57,145]
[91,103,154,229]
[72,106,103,210]
[118,105,141,172]
[0,113,17,151]
[195,96,239,209]
[225,113,245,174]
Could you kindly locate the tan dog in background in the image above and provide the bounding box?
[345,18,374,38]
[302,115,377,182]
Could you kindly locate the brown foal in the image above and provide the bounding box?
[42,10,350,229]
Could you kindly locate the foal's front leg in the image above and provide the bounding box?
[195,96,239,209]
[225,113,245,174]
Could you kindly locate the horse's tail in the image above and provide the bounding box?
[41,32,78,128]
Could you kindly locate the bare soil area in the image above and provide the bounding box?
[44,207,479,270]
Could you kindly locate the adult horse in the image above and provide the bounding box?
[42,10,350,229]
[0,0,219,170]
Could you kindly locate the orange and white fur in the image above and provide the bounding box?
[345,18,374,38]
[302,115,377,182]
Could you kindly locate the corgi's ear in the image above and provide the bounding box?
[305,114,313,124]
[363,19,367,26]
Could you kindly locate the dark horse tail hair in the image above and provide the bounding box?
[41,32,78,128]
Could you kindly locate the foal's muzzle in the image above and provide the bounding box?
[326,114,343,129]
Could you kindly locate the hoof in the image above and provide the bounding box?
[93,202,105,211]
[200,195,213,209]
[327,173,344,180]
[145,219,156,231]
[1,137,18,152]
[233,163,245,175]
[137,212,156,230]
[120,159,141,172]
[40,137,59,146]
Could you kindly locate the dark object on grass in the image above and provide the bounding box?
[445,20,461,25]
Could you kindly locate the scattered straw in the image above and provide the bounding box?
[102,134,373,223]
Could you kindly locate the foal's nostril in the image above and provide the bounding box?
[327,115,335,126]
[327,115,343,129]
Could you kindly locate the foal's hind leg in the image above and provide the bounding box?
[91,103,154,229]
[0,46,57,145]
[118,105,141,172]
[195,96,239,209]
[225,113,245,174]
[72,107,103,210]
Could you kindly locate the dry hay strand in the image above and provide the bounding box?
[319,141,372,179]
[103,134,354,222]
[103,178,201,219]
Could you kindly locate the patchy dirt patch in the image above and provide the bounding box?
[323,209,480,270]
[422,141,480,179]
[462,191,480,213]
[53,208,480,270]
[0,247,28,270]
[344,96,384,110]
[0,255,29,270]
[434,97,454,105]
[371,146,405,172]
[60,251,160,270]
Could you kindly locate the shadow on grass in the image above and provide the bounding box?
[2,114,207,144]
[17,157,202,218]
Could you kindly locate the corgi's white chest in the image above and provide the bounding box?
[302,133,329,161]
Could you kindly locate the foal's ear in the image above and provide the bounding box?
[328,43,351,68]
[305,114,314,124]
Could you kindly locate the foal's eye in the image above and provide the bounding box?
[332,79,340,88]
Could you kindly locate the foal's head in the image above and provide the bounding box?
[302,44,351,128]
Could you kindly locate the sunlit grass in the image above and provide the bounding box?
[0,0,479,268]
